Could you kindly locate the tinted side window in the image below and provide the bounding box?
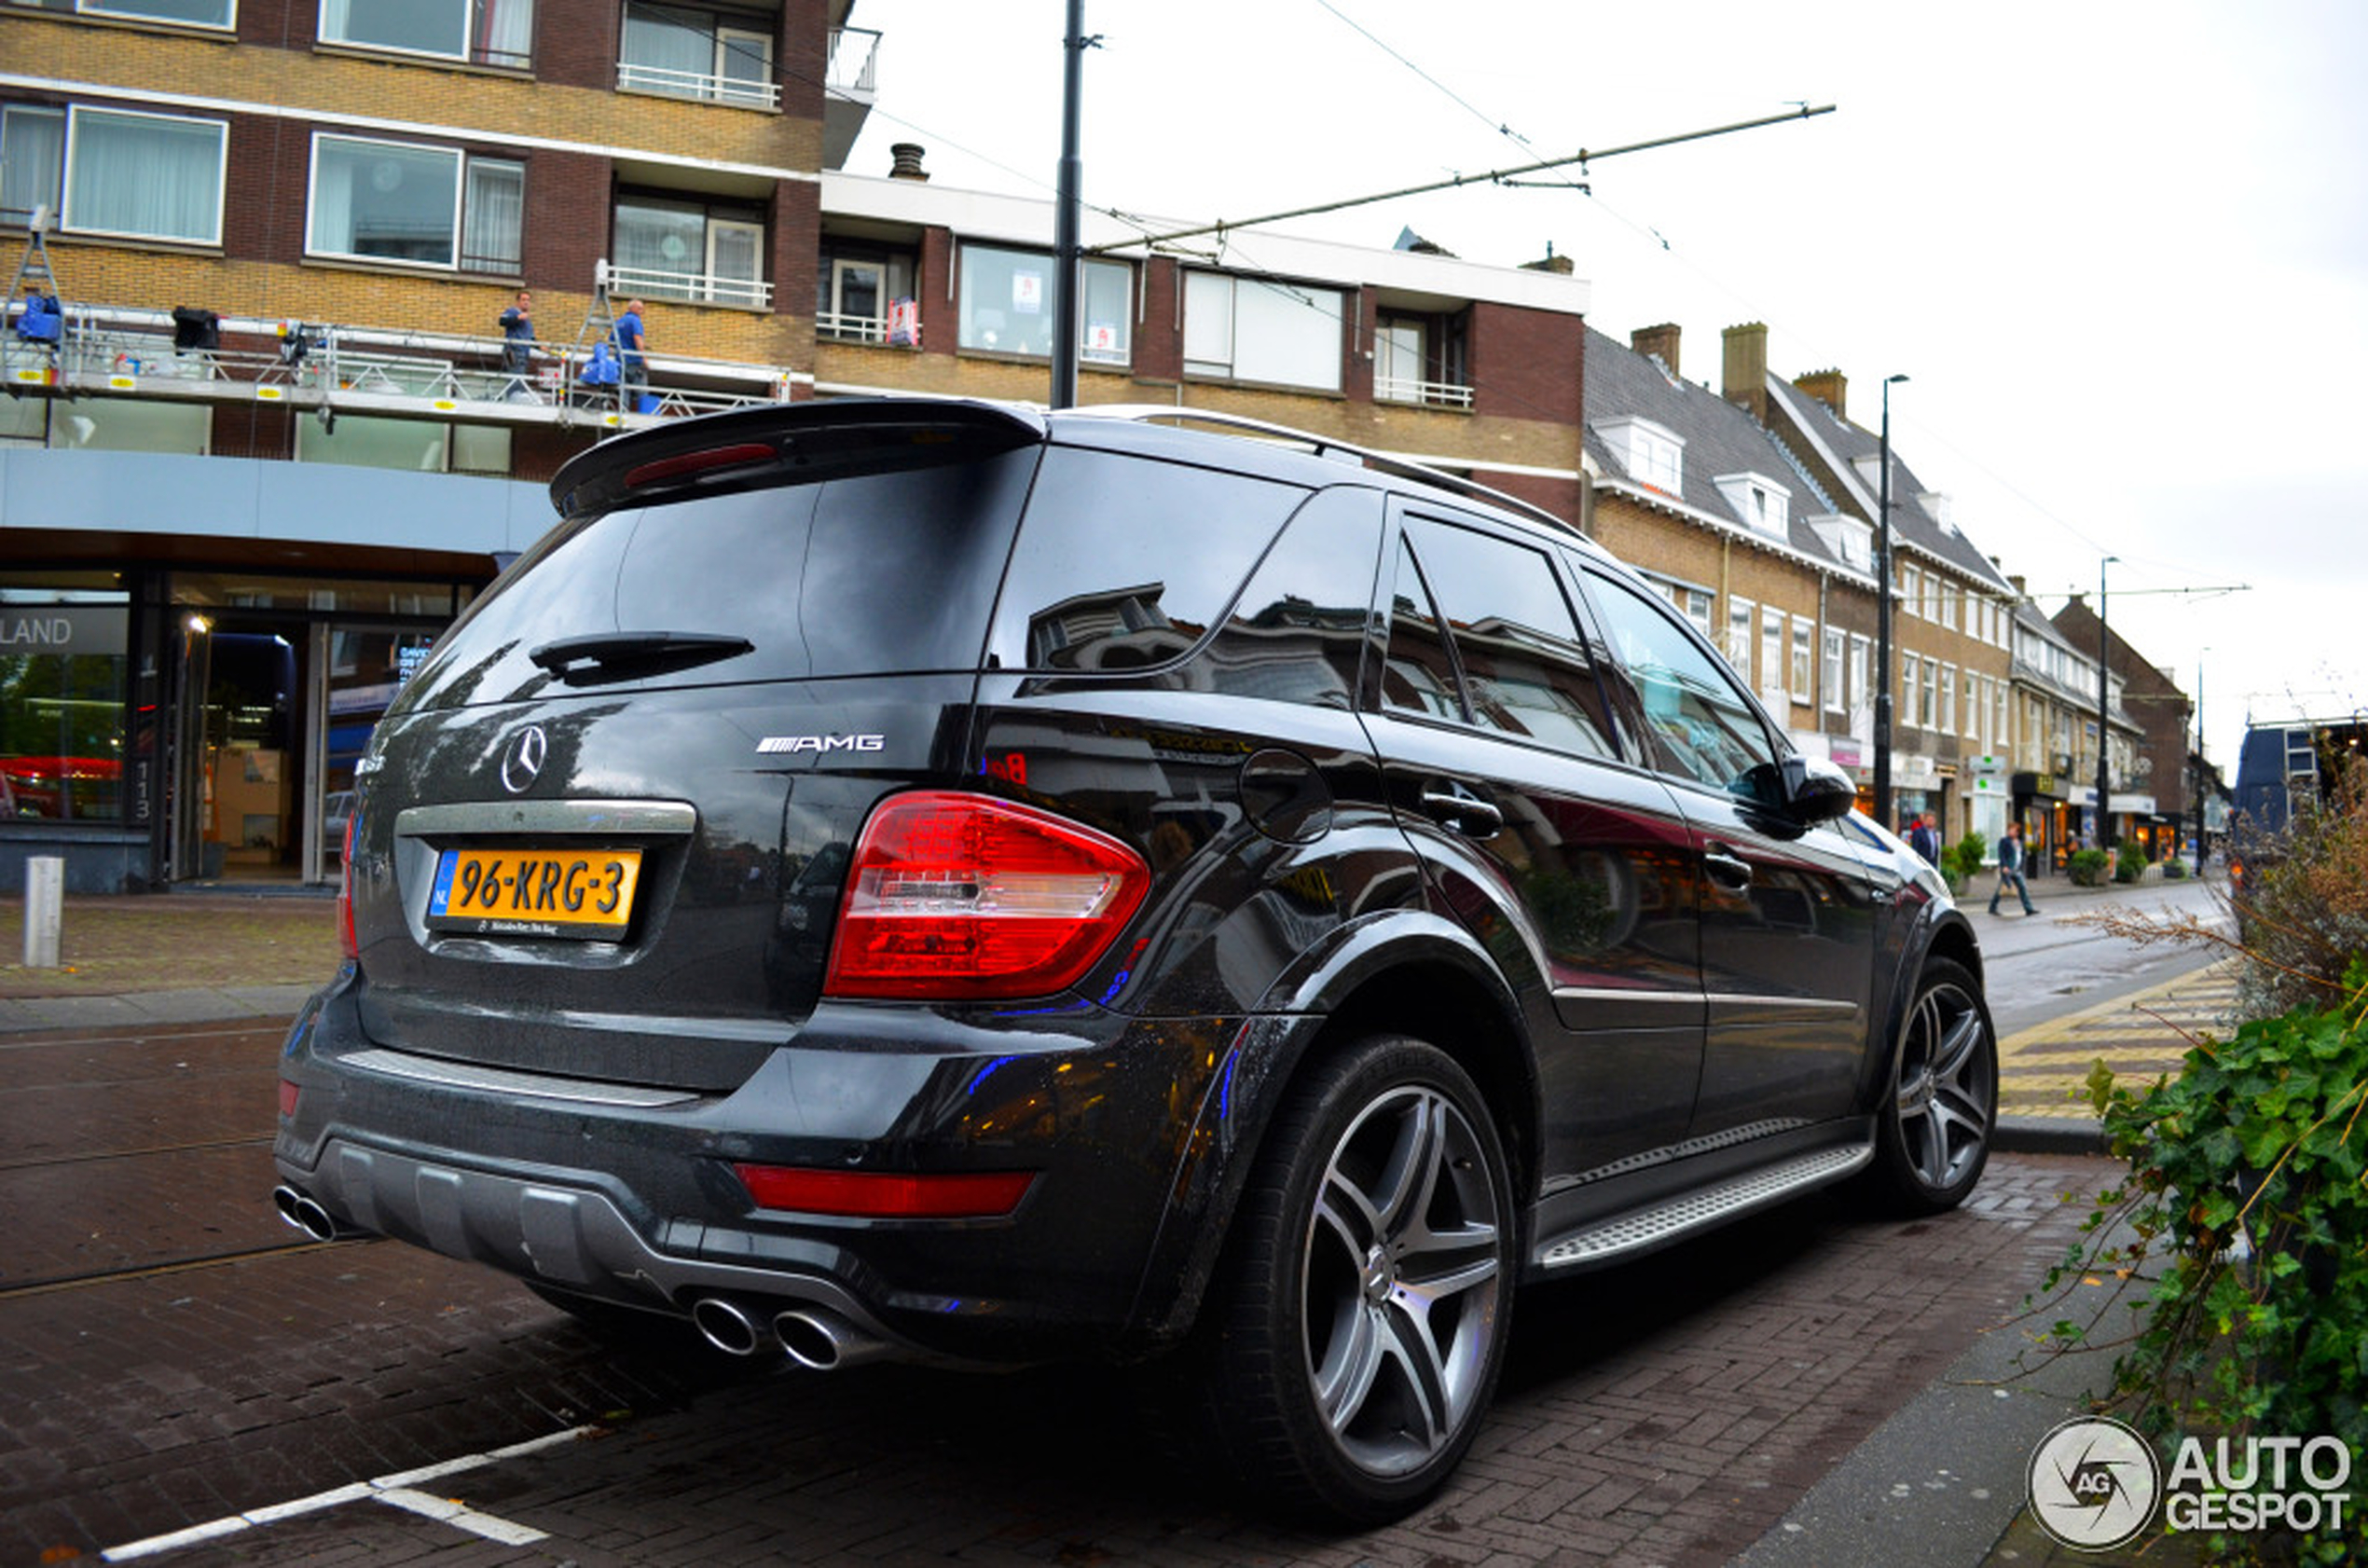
[988,447,1310,673]
[1397,516,1619,761]
[1187,486,1382,708]
[1580,566,1778,795]
[1381,534,1464,722]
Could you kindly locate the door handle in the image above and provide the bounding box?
[1418,786,1504,840]
[1703,843,1753,891]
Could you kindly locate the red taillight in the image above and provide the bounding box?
[336,812,359,959]
[622,442,778,490]
[279,1079,301,1119]
[822,791,1149,1000]
[734,1163,1036,1218]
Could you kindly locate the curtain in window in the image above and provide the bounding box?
[65,109,222,244]
[0,108,64,226]
[622,4,712,80]
[324,0,468,58]
[613,199,705,295]
[478,0,534,67]
[461,158,523,273]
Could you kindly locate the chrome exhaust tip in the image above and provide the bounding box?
[773,1307,888,1371]
[272,1185,343,1243]
[689,1296,768,1357]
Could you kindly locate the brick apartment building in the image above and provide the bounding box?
[0,0,1591,891]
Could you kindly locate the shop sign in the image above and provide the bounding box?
[0,605,128,654]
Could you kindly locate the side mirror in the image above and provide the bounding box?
[1781,754,1859,824]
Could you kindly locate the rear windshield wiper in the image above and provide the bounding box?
[528,631,753,680]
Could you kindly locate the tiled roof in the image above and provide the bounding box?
[1763,377,2015,593]
[1581,326,1853,573]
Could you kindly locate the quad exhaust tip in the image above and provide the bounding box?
[773,1307,888,1371]
[690,1295,768,1357]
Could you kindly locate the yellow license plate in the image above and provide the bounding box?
[426,846,643,938]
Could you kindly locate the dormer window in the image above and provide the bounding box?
[1810,514,1874,572]
[1596,417,1683,495]
[1713,472,1788,537]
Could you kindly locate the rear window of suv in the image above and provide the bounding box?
[397,444,1044,708]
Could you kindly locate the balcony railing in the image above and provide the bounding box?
[817,309,921,346]
[615,61,781,110]
[828,26,881,97]
[1375,374,1474,410]
[605,264,773,311]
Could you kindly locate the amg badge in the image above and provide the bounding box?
[757,734,887,755]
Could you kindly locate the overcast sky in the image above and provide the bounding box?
[843,0,2368,771]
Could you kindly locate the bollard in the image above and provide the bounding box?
[24,855,63,969]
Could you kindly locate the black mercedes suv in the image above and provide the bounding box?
[273,396,1995,1522]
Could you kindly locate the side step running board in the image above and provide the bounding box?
[1534,1142,1873,1272]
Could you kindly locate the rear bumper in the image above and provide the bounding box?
[273,974,1248,1363]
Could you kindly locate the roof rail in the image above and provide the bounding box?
[1071,403,1580,539]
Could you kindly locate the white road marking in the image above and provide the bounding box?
[100,1424,599,1561]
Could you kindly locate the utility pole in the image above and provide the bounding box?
[1049,0,1093,410]
[2096,556,2116,850]
[1872,373,1907,831]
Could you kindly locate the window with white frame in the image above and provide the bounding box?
[1760,607,1785,703]
[613,194,767,306]
[319,0,535,70]
[1849,635,1870,717]
[1823,626,1845,714]
[19,0,237,24]
[1963,671,1979,740]
[1597,418,1683,494]
[309,134,521,273]
[44,105,228,245]
[1714,473,1789,538]
[1902,656,1921,727]
[1183,272,1342,392]
[619,4,775,106]
[958,243,1131,364]
[1725,597,1755,679]
[0,107,63,229]
[1660,582,1715,640]
[1939,662,1957,735]
[1921,656,1939,729]
[1791,617,1813,703]
[1901,564,1921,618]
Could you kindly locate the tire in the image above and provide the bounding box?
[1869,957,1997,1214]
[1192,1034,1515,1524]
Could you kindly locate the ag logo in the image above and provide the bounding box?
[2028,1416,2162,1550]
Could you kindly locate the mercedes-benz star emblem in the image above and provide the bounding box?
[501,724,549,794]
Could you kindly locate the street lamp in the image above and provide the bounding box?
[2193,649,2209,873]
[2096,555,2117,851]
[1872,373,1908,831]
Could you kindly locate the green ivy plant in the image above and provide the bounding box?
[2041,963,2368,1564]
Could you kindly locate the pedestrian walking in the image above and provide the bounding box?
[1989,821,2038,915]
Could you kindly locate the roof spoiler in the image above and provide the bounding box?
[548,397,1047,517]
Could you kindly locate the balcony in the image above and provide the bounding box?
[822,25,880,169]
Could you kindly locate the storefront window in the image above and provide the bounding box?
[1,588,129,822]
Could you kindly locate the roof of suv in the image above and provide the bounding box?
[550,396,1615,572]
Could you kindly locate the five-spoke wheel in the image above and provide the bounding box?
[1871,957,1997,1212]
[1197,1035,1514,1523]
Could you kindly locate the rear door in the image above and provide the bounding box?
[1364,504,1703,1176]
